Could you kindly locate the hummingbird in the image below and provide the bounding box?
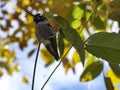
[34,14,59,61]
[25,11,59,61]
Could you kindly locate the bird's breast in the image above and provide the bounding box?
[35,22,55,42]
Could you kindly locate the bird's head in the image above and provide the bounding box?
[34,14,47,24]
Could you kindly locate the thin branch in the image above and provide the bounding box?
[41,46,72,90]
[24,10,34,17]
[32,43,41,90]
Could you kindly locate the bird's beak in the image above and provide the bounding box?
[24,10,34,17]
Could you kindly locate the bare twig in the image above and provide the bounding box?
[41,46,72,90]
[32,43,41,90]
[24,10,34,17]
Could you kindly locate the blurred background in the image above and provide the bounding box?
[0,0,120,90]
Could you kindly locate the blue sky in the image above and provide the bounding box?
[0,40,106,90]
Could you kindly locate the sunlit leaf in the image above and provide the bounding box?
[104,77,114,90]
[80,61,103,82]
[106,69,120,84]
[109,63,120,78]
[5,58,14,66]
[62,58,70,73]
[16,7,22,13]
[72,6,83,20]
[23,0,30,6]
[7,68,14,76]
[62,40,71,57]
[85,55,95,68]
[18,36,28,50]
[48,0,53,5]
[40,47,54,66]
[13,64,21,72]
[2,49,14,59]
[71,19,81,29]
[26,15,33,24]
[71,51,80,68]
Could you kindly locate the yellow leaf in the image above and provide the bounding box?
[71,51,80,68]
[40,47,54,66]
[62,58,70,73]
[5,58,13,66]
[16,7,22,13]
[80,72,92,82]
[72,6,83,20]
[22,75,29,84]
[71,20,81,29]
[23,0,30,6]
[30,28,35,33]
[114,86,119,90]
[7,68,14,76]
[13,64,21,72]
[61,40,70,58]
[3,50,11,59]
[0,68,3,77]
[26,15,33,24]
[85,55,95,68]
[106,69,120,84]
[48,0,53,5]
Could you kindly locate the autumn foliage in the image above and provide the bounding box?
[0,0,120,89]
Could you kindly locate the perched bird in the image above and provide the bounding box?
[33,14,59,61]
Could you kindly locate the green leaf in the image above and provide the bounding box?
[85,56,95,68]
[104,77,114,90]
[80,61,103,82]
[92,15,105,30]
[85,32,120,64]
[109,63,120,78]
[54,16,85,65]
[72,6,83,20]
[58,28,65,57]
[71,19,81,29]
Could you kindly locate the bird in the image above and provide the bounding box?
[33,13,59,61]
